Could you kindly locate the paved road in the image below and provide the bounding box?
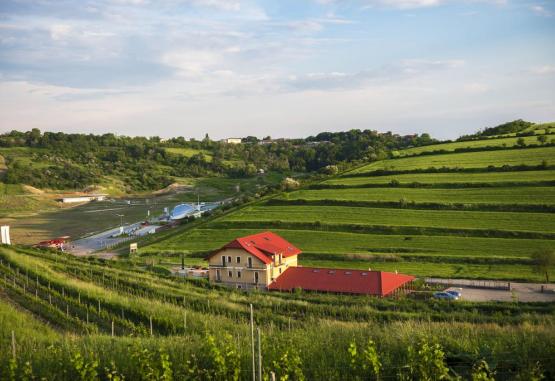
[444,282,555,303]
[68,222,158,256]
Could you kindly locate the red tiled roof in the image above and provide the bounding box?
[268,267,414,296]
[207,231,301,265]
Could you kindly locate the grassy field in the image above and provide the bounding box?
[323,170,555,185]
[351,146,554,173]
[395,135,554,156]
[142,141,555,282]
[165,147,214,161]
[279,186,555,205]
[1,246,554,380]
[223,205,555,233]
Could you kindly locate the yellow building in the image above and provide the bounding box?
[206,231,300,289]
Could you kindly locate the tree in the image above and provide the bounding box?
[516,137,526,147]
[537,134,548,144]
[531,249,555,283]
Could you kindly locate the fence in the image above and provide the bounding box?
[425,278,510,290]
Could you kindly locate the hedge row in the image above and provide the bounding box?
[310,180,555,190]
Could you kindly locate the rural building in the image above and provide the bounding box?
[60,194,107,203]
[206,232,414,296]
[221,138,242,144]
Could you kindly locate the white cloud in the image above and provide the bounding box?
[463,82,490,93]
[530,5,553,17]
[530,65,555,75]
[50,24,72,41]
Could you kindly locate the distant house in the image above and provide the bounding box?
[60,195,107,203]
[221,138,242,144]
[206,232,414,296]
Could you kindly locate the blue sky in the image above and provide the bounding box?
[0,0,554,139]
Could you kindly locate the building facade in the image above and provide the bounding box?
[206,231,300,289]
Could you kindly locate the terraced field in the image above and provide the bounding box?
[351,146,554,173]
[144,143,555,282]
[396,134,554,156]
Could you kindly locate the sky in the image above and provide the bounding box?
[0,0,554,140]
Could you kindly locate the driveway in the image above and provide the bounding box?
[444,282,555,303]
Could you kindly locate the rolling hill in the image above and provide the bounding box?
[142,134,555,282]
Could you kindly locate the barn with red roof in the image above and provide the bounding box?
[206,231,414,296]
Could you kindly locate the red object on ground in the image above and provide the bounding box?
[268,267,415,296]
[35,236,70,249]
[207,231,301,264]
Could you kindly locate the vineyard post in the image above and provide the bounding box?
[270,372,276,381]
[250,304,255,381]
[66,304,69,317]
[11,331,16,360]
[78,291,81,304]
[112,320,114,337]
[150,316,153,336]
[62,287,64,297]
[257,327,262,381]
[183,311,187,331]
[35,289,38,299]
[98,300,101,313]
[121,308,124,320]
[49,293,52,305]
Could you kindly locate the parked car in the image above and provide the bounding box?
[433,292,459,300]
[446,289,462,298]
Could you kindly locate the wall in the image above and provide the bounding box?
[208,248,269,288]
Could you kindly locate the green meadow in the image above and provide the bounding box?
[351,146,555,173]
[279,186,555,205]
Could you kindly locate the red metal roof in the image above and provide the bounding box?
[268,267,414,296]
[207,231,301,265]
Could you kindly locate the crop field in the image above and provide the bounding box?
[144,141,555,283]
[1,246,555,380]
[322,170,555,185]
[395,134,554,156]
[279,186,555,205]
[223,205,555,233]
[351,146,555,173]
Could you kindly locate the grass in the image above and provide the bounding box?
[352,146,555,173]
[395,135,554,156]
[323,170,555,185]
[165,147,214,161]
[280,186,555,205]
[1,246,555,380]
[222,205,555,233]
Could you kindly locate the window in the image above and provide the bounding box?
[236,256,241,264]
[227,256,232,263]
[279,268,282,274]
[237,271,242,279]
[248,257,253,268]
[254,272,259,284]
[221,256,226,266]
[216,269,221,281]
[228,270,233,278]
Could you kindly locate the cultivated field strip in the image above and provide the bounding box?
[322,170,555,185]
[351,146,555,173]
[145,144,555,282]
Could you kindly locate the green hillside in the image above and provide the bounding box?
[143,139,555,282]
[1,245,554,380]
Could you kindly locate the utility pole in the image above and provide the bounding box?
[251,304,255,381]
[257,328,262,381]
